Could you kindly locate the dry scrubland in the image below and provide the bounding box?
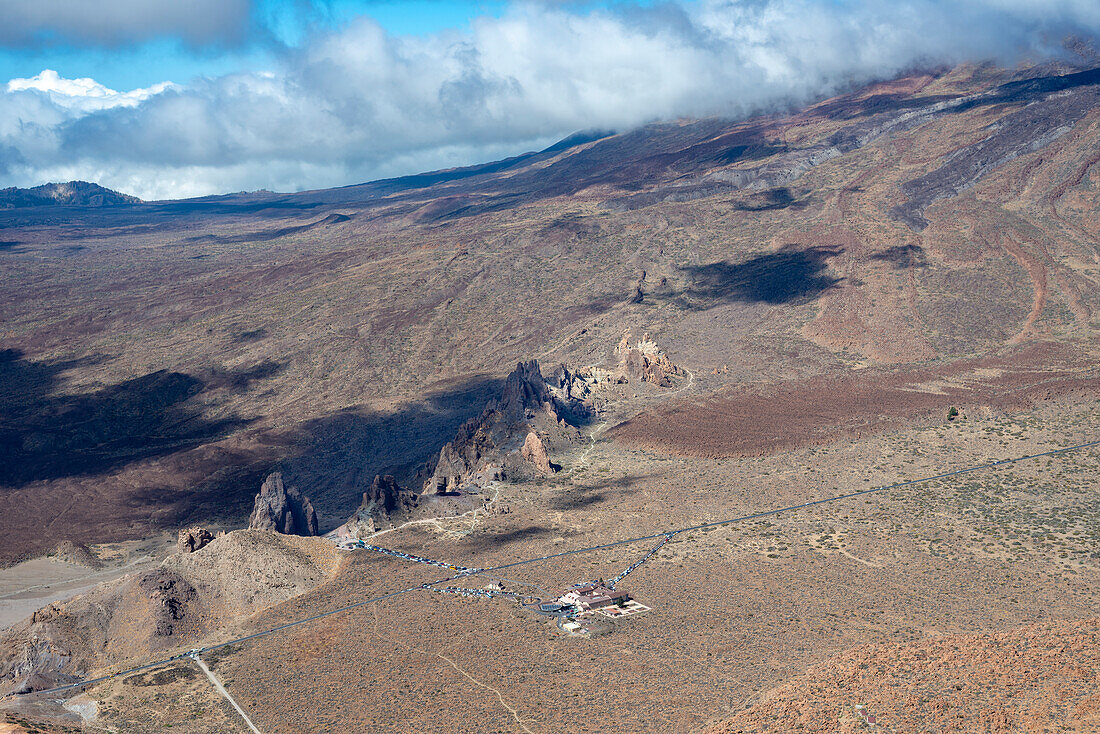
[51,397,1100,733]
[1,60,1100,731]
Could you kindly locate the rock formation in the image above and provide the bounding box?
[340,475,419,536]
[549,363,604,411]
[248,472,319,536]
[365,474,418,516]
[426,360,585,494]
[176,526,215,554]
[489,359,556,421]
[337,360,585,533]
[558,331,684,392]
[521,431,558,475]
[430,418,501,494]
[615,330,684,387]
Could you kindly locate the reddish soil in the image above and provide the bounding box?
[611,342,1100,458]
[704,618,1100,734]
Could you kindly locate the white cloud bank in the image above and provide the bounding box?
[2,0,1099,200]
[7,70,176,113]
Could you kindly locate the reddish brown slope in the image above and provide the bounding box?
[611,342,1099,458]
[703,619,1100,734]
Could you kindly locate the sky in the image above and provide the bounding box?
[1,0,1098,200]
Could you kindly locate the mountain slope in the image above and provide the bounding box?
[704,619,1100,734]
[0,61,1099,563]
[0,181,140,209]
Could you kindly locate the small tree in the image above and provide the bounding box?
[947,406,959,421]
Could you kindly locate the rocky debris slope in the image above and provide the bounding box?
[0,530,340,697]
[704,618,1100,734]
[425,360,585,494]
[48,541,102,569]
[338,474,419,536]
[248,472,319,536]
[176,526,215,554]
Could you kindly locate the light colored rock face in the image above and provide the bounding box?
[614,330,684,387]
[248,473,319,537]
[521,431,554,475]
[176,526,214,554]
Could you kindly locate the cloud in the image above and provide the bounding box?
[2,0,1099,199]
[7,70,176,114]
[0,0,254,48]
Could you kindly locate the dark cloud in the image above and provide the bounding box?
[0,0,254,48]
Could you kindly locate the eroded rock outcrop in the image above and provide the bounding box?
[430,418,501,494]
[425,360,585,494]
[248,472,319,536]
[491,360,556,421]
[365,474,418,516]
[615,331,684,387]
[176,526,215,554]
[339,475,420,535]
[521,431,558,475]
[554,332,683,393]
[337,360,587,534]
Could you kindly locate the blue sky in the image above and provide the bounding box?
[1,0,1096,199]
[0,0,600,90]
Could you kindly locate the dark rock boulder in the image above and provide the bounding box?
[137,569,198,637]
[425,360,585,494]
[248,472,319,536]
[340,474,419,536]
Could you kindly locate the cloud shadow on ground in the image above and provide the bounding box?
[0,349,268,487]
[676,245,843,308]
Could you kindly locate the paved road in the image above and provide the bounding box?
[10,438,1098,701]
[468,439,1100,577]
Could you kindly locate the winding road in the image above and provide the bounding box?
[9,437,1098,706]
